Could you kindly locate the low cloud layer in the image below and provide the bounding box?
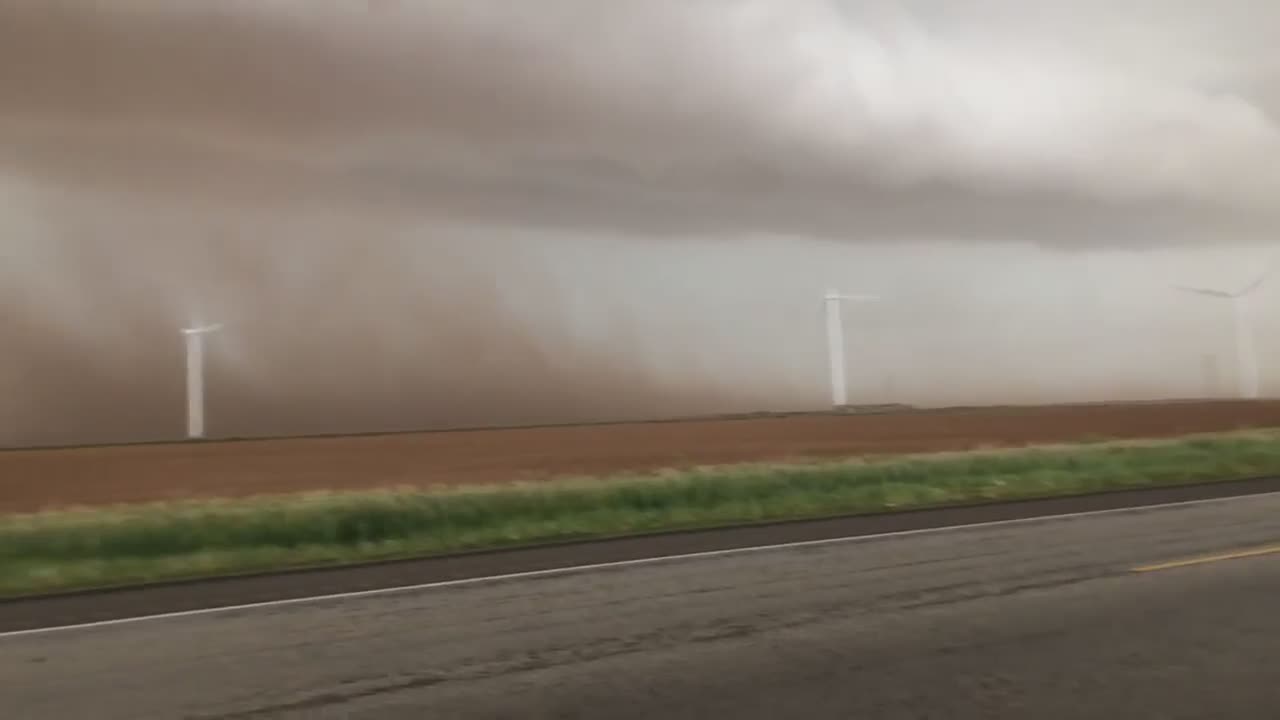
[2,0,1278,244]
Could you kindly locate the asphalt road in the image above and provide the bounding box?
[5,492,1280,719]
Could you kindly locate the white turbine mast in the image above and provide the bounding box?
[824,289,881,409]
[181,323,224,439]
[1174,265,1273,400]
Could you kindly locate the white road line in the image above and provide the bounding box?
[2,488,1278,640]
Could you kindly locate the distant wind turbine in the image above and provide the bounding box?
[1174,266,1273,400]
[181,323,223,439]
[824,289,881,409]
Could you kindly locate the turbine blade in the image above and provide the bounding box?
[824,292,880,302]
[1238,261,1276,297]
[1173,285,1232,299]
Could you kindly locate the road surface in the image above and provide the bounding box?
[5,491,1280,718]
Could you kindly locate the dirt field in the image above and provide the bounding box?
[3,400,1280,515]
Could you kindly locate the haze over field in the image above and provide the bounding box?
[1,1,1277,445]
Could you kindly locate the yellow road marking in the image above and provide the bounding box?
[1131,544,1280,573]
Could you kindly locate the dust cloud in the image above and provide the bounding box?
[0,222,766,447]
[0,1,1276,446]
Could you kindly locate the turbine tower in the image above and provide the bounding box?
[181,323,223,439]
[1174,267,1272,400]
[824,289,881,409]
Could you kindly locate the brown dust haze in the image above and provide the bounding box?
[0,233,764,447]
[1,2,1277,446]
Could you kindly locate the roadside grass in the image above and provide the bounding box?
[4,430,1280,597]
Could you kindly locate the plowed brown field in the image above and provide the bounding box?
[3,400,1280,515]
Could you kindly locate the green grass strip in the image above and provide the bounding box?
[4,430,1280,597]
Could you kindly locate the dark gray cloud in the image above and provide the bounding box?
[2,0,1277,245]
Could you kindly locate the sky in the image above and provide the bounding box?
[0,0,1276,445]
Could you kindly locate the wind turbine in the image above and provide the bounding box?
[1174,266,1272,400]
[181,323,223,439]
[824,289,881,409]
